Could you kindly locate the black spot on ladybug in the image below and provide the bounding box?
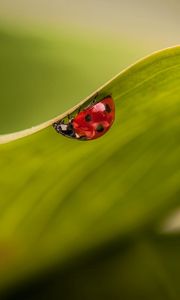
[105,104,111,113]
[96,124,104,132]
[85,114,92,122]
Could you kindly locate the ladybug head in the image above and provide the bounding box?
[53,120,76,138]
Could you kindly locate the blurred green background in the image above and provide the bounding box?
[0,0,180,47]
[0,1,179,300]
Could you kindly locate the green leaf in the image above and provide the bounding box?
[0,26,180,297]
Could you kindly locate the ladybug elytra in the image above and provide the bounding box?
[53,96,115,141]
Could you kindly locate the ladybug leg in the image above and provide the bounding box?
[91,99,96,105]
[74,104,84,114]
[91,92,99,104]
[76,92,99,113]
[74,92,99,114]
[67,114,75,122]
[67,114,72,123]
[85,92,99,109]
[67,114,75,126]
[77,106,81,113]
[94,92,99,99]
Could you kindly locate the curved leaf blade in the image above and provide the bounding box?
[0,45,179,292]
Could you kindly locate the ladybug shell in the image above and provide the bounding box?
[73,96,115,140]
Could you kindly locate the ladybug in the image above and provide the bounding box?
[53,95,115,141]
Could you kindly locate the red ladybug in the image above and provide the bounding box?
[53,96,115,141]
